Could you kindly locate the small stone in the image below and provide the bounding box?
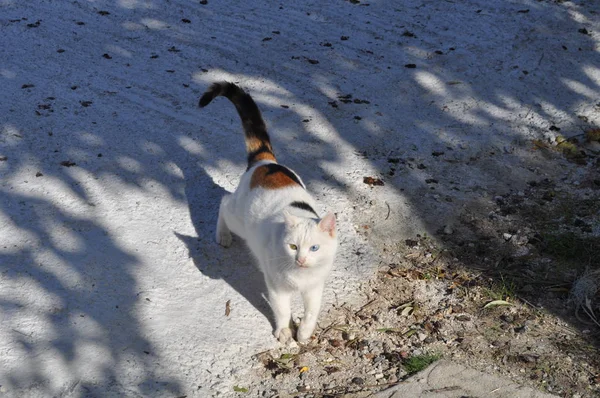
[503,233,513,241]
[514,235,529,246]
[297,384,310,392]
[443,225,453,235]
[519,353,539,363]
[375,373,384,380]
[500,314,514,323]
[351,377,364,385]
[514,325,528,334]
[373,355,385,364]
[512,246,530,257]
[382,342,392,353]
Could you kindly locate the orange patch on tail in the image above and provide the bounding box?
[252,151,277,163]
[246,136,276,164]
[250,164,302,190]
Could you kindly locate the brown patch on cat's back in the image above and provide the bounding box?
[250,163,303,190]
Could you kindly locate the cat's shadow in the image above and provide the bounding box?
[174,172,274,328]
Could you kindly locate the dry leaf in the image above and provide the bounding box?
[363,176,384,186]
[483,300,512,309]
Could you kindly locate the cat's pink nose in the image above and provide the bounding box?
[296,257,307,266]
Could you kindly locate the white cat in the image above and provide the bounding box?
[199,82,337,343]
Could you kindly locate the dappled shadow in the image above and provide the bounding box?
[173,166,273,325]
[1,0,599,395]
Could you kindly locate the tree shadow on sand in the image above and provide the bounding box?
[173,166,273,326]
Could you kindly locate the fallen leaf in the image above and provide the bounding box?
[401,306,414,316]
[363,176,384,186]
[376,327,403,333]
[585,128,600,142]
[225,300,231,316]
[483,300,512,309]
[233,386,248,393]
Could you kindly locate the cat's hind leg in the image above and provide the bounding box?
[216,195,233,247]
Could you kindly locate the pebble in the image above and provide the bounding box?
[443,225,454,235]
[514,235,529,246]
[375,373,384,380]
[297,384,310,392]
[513,246,530,257]
[373,355,386,364]
[503,233,513,241]
[351,377,364,385]
[382,342,392,353]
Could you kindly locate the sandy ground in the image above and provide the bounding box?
[0,0,598,396]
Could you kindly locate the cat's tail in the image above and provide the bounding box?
[199,81,276,168]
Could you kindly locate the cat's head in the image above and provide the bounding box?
[281,212,337,269]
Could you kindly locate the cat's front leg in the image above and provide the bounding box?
[216,196,233,247]
[267,286,293,344]
[297,283,324,343]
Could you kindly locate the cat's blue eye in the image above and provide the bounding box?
[310,245,320,252]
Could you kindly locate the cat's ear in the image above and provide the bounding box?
[283,211,300,227]
[318,212,336,238]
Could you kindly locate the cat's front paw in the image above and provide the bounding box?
[296,324,314,343]
[274,327,293,344]
[216,230,232,247]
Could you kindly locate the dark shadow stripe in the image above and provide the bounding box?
[290,201,319,217]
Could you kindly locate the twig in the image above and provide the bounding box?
[355,298,378,315]
[311,380,405,397]
[426,386,461,393]
[537,52,545,68]
[517,296,541,310]
[319,322,341,337]
[385,201,391,220]
[429,249,446,266]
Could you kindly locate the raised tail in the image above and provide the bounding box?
[199,81,276,168]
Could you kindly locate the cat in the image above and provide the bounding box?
[199,82,337,343]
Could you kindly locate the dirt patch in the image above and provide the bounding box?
[241,153,599,397]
